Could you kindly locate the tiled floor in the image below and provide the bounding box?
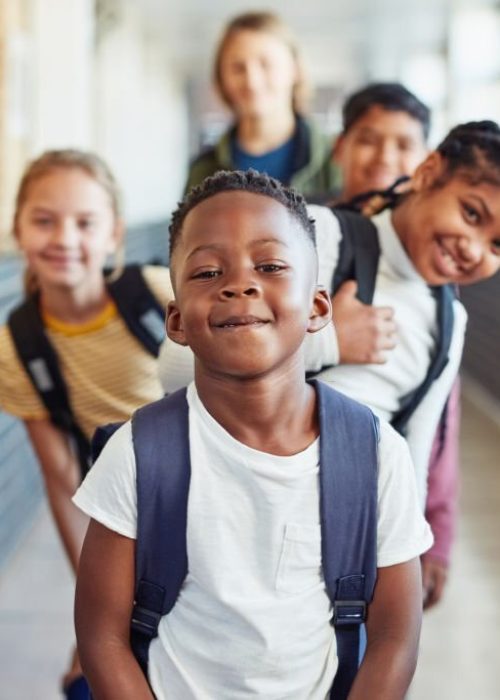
[0,394,499,699]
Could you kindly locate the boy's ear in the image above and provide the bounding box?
[166,300,189,346]
[411,151,445,192]
[307,286,332,334]
[332,133,346,163]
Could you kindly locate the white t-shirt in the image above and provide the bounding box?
[74,383,432,700]
[307,206,467,501]
[157,207,467,503]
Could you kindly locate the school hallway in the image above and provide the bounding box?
[0,388,499,700]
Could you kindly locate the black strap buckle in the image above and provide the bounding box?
[332,600,367,626]
[131,604,162,637]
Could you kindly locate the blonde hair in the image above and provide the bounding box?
[213,12,310,115]
[13,149,124,295]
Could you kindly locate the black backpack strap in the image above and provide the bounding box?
[312,379,379,700]
[331,209,380,305]
[391,284,455,436]
[130,388,190,676]
[90,422,124,463]
[107,265,165,357]
[7,296,90,478]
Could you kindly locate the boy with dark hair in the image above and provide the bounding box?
[334,82,430,204]
[75,170,431,700]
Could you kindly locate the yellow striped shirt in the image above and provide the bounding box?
[0,266,173,439]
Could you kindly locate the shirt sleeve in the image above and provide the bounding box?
[72,421,138,539]
[376,420,434,568]
[0,325,49,421]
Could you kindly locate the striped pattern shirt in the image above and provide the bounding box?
[0,266,172,439]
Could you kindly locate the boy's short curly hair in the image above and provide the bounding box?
[436,120,500,186]
[169,169,316,260]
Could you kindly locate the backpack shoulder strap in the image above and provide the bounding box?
[312,379,379,700]
[330,208,380,305]
[107,265,165,357]
[391,284,455,436]
[7,296,90,477]
[130,387,190,675]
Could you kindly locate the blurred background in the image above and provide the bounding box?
[0,0,499,698]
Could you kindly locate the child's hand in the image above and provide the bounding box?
[332,280,397,364]
[422,556,448,609]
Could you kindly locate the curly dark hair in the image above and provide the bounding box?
[169,169,316,261]
[436,120,500,186]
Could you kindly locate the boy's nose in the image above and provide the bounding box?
[376,141,396,166]
[219,270,261,298]
[220,283,259,299]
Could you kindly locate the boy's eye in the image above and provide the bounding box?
[462,202,480,225]
[356,135,377,147]
[397,138,415,152]
[192,269,221,280]
[256,263,286,273]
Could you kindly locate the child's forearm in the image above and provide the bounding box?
[80,641,154,700]
[25,419,88,572]
[347,634,418,700]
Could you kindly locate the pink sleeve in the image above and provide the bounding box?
[423,378,461,567]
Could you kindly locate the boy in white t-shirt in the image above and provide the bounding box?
[74,170,432,700]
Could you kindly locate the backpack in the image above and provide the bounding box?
[321,208,456,437]
[93,379,379,700]
[7,265,166,479]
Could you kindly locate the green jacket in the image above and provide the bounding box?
[185,116,341,201]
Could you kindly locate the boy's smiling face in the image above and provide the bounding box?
[395,153,500,286]
[334,105,428,201]
[167,191,330,380]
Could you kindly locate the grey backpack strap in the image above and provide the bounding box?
[130,388,190,676]
[312,379,379,699]
[391,284,455,436]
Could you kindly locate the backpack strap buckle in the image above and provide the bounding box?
[332,600,367,627]
[131,604,162,638]
[131,579,166,640]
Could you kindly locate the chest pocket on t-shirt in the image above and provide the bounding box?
[275,523,323,595]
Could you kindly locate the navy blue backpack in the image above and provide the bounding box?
[93,379,379,700]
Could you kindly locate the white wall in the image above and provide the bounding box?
[31,0,94,150]
[94,2,188,225]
